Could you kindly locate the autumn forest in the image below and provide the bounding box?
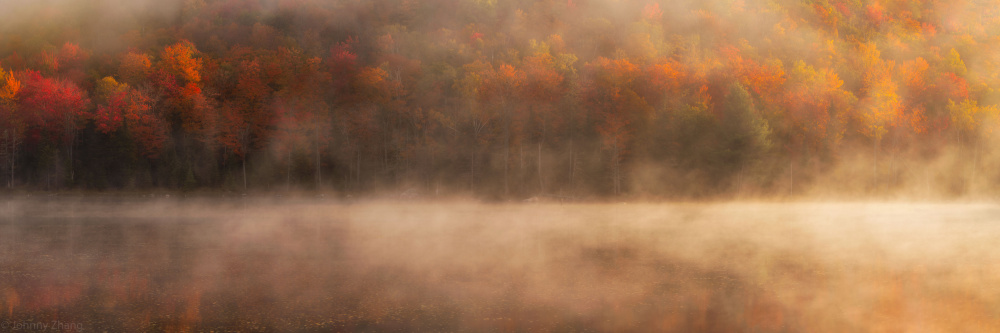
[0,0,997,198]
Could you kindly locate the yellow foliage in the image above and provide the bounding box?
[625,32,657,62]
[555,53,578,74]
[95,76,129,102]
[949,99,978,134]
[979,105,1000,136]
[948,99,998,136]
[861,78,901,141]
[946,48,967,76]
[858,42,895,92]
[528,39,550,56]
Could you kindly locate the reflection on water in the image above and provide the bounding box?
[1,198,1000,332]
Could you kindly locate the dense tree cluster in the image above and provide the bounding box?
[0,0,998,197]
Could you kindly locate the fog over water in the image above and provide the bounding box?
[1,0,1000,331]
[2,197,999,331]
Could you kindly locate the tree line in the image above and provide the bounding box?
[0,0,998,198]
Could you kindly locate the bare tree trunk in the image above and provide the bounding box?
[242,155,247,191]
[612,137,620,195]
[429,144,436,194]
[873,137,878,194]
[923,168,929,198]
[519,144,523,172]
[569,136,574,190]
[8,135,12,188]
[504,120,509,196]
[737,162,744,198]
[615,151,620,195]
[538,142,543,193]
[286,150,291,191]
[383,130,389,174]
[6,130,17,188]
[889,130,898,192]
[67,123,76,184]
[343,126,353,190]
[503,97,513,197]
[972,138,980,189]
[315,132,321,189]
[470,149,475,193]
[69,139,74,183]
[789,158,793,196]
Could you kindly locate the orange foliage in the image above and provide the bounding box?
[813,3,838,30]
[583,56,651,181]
[217,103,250,157]
[94,88,167,158]
[646,59,687,92]
[642,3,663,21]
[908,106,928,134]
[35,50,59,74]
[160,40,202,84]
[743,59,786,103]
[521,53,565,103]
[0,72,20,101]
[236,60,271,103]
[900,57,929,96]
[866,3,889,26]
[358,66,388,90]
[588,57,639,88]
[57,43,88,69]
[480,63,524,102]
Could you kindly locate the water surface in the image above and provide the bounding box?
[1,198,998,331]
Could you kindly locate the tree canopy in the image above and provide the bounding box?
[0,0,998,197]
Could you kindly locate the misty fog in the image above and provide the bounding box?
[3,198,1000,331]
[3,0,1000,331]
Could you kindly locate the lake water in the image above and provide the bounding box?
[1,198,999,332]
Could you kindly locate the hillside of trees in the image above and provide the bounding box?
[0,0,999,198]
